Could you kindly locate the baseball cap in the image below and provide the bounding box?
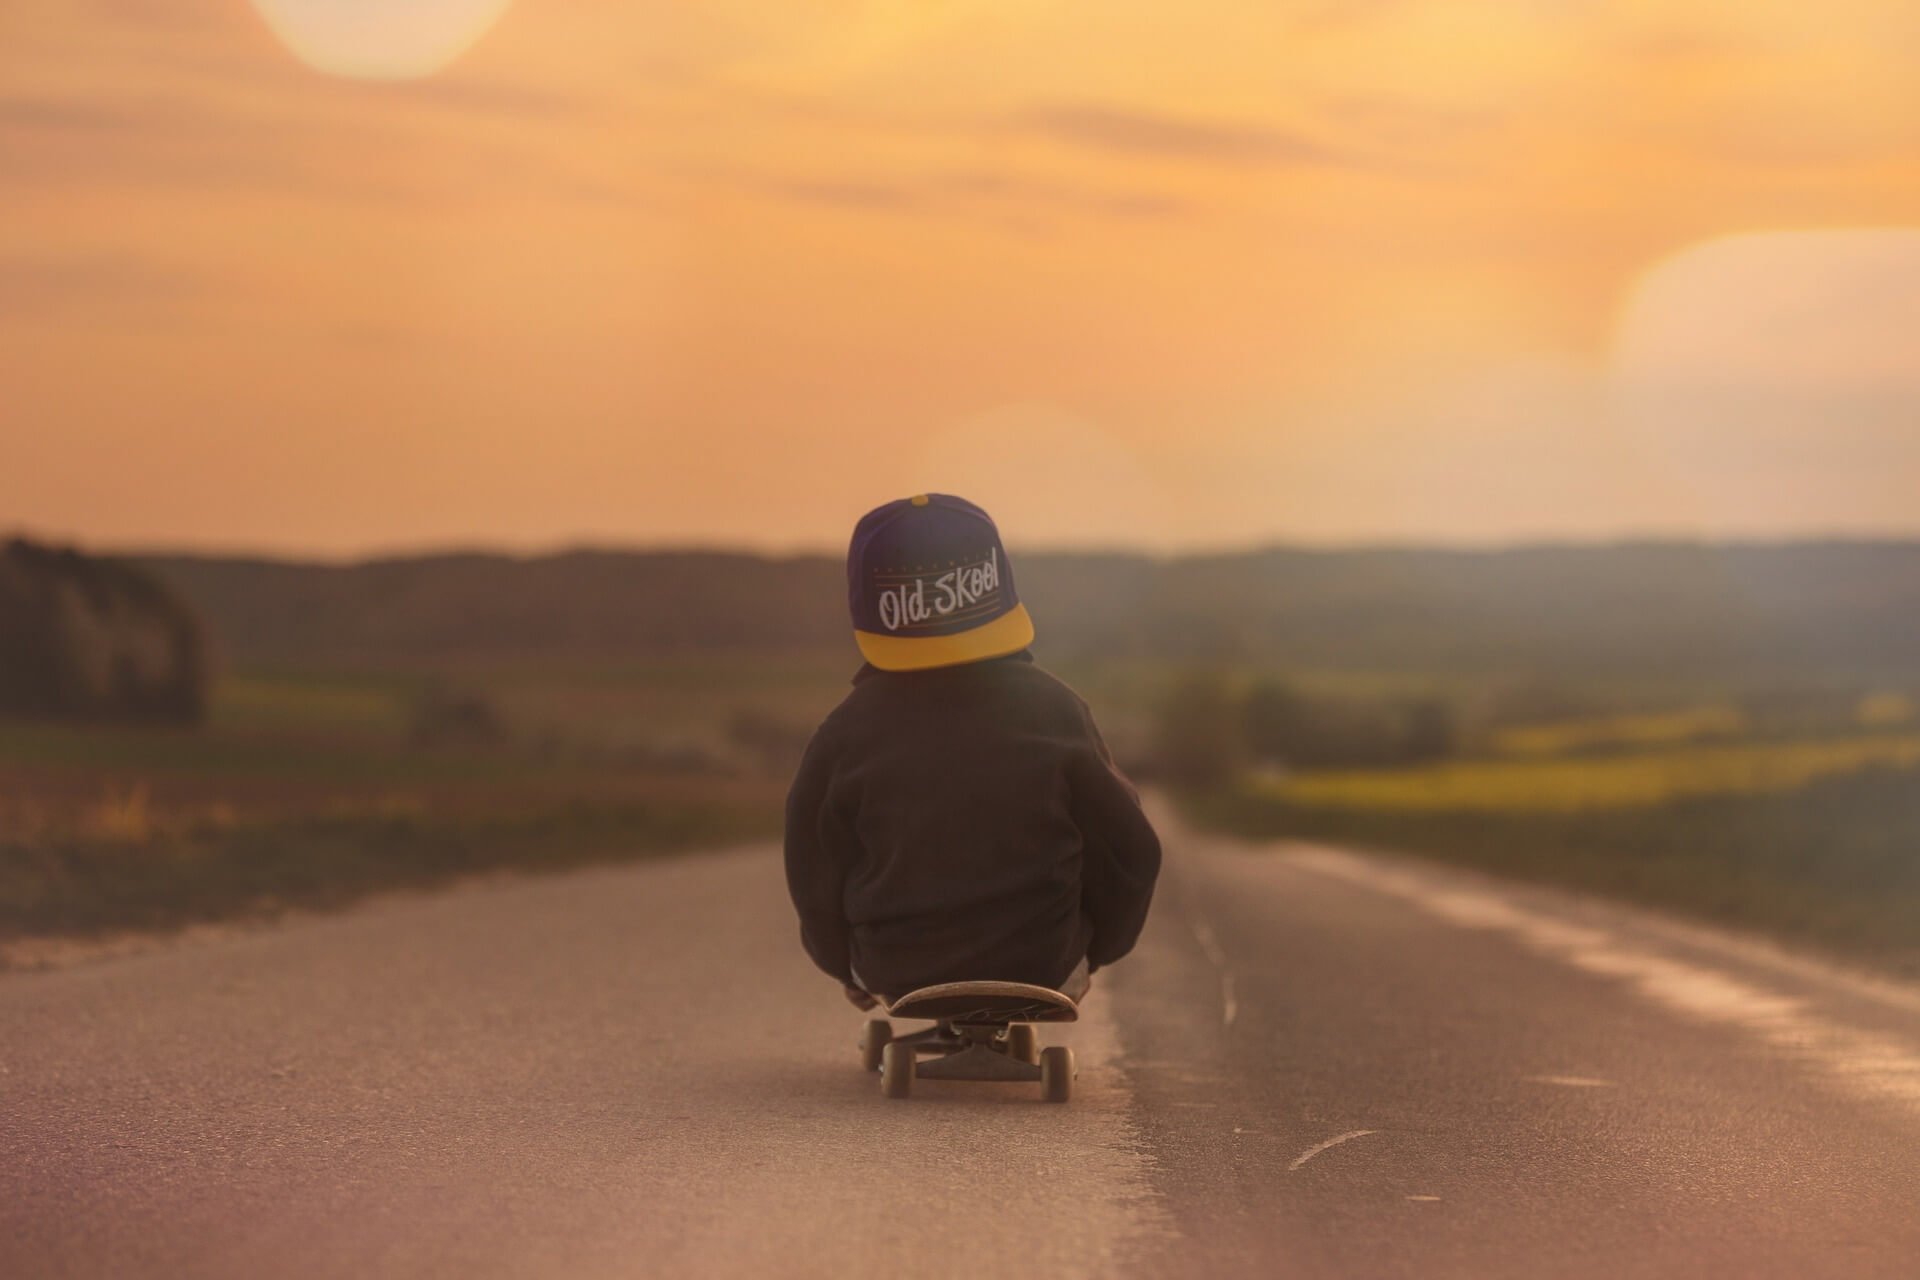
[846,494,1035,671]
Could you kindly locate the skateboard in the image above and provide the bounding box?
[857,980,1079,1102]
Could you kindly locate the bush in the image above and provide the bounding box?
[727,709,812,776]
[1241,680,1454,770]
[1150,673,1245,787]
[408,686,506,746]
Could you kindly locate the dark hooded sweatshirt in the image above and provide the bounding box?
[783,651,1161,996]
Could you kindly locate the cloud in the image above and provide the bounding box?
[1615,26,1766,64]
[935,171,1187,220]
[1320,95,1508,150]
[84,0,229,32]
[0,253,207,320]
[0,66,575,141]
[0,95,128,134]
[1014,103,1342,164]
[1011,103,1365,170]
[749,175,919,211]
[0,76,621,211]
[375,75,577,118]
[714,166,1188,223]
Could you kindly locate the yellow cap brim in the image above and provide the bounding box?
[855,603,1036,672]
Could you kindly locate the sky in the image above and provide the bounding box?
[2,0,1917,555]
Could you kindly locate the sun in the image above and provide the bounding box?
[248,0,514,80]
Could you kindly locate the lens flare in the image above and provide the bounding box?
[1615,230,1920,392]
[1611,229,1920,531]
[248,0,513,80]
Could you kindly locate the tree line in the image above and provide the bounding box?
[1151,674,1455,786]
[0,537,209,724]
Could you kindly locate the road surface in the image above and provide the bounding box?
[7,809,1920,1278]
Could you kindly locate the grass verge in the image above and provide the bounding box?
[1189,763,1920,979]
[0,797,783,963]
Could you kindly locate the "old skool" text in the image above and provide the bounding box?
[875,550,1003,632]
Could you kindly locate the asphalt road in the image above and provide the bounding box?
[7,809,1920,1278]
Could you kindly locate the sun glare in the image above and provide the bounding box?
[248,0,513,80]
[1615,230,1920,392]
[1610,229,1920,531]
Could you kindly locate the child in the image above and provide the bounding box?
[784,494,1161,1008]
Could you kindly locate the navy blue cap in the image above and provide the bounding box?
[846,494,1035,671]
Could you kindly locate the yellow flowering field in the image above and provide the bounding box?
[1264,733,1920,813]
[1489,705,1748,757]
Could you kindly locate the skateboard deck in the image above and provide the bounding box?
[884,980,1079,1025]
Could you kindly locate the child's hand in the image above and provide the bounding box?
[842,983,880,1011]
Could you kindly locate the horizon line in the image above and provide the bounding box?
[11,527,1920,568]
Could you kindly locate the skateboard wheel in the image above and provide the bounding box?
[859,1019,893,1073]
[881,1039,914,1099]
[1007,1025,1039,1065]
[1040,1046,1074,1103]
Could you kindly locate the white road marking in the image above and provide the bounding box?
[1189,917,1228,967]
[1526,1075,1615,1088]
[1407,1195,1442,1202]
[1288,1129,1380,1171]
[1289,845,1920,1117]
[1188,913,1239,1027]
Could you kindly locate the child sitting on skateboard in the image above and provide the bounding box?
[784,494,1161,1009]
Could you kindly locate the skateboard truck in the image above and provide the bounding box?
[857,981,1079,1103]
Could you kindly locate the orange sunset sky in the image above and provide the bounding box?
[3,1,1918,555]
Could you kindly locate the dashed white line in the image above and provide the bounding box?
[1288,1129,1380,1171]
[1526,1075,1614,1088]
[1189,917,1228,967]
[1187,915,1239,1027]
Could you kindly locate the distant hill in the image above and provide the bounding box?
[134,542,1920,680]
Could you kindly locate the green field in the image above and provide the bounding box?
[0,664,833,956]
[1200,700,1920,977]
[1259,733,1920,813]
[9,644,1920,978]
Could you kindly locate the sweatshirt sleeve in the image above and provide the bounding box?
[1065,699,1162,971]
[783,724,856,984]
